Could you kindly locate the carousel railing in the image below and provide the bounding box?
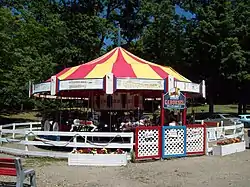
[0,122,134,159]
[204,122,244,154]
[0,121,244,158]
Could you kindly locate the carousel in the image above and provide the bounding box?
[29,47,206,133]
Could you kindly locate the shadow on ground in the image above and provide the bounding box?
[0,182,30,187]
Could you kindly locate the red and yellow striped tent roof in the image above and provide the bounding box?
[53,47,190,82]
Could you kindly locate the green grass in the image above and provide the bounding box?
[187,104,238,114]
[0,111,39,121]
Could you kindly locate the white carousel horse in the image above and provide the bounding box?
[119,119,146,131]
[70,119,97,132]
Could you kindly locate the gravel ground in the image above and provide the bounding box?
[0,150,250,187]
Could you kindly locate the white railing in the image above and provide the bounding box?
[206,123,244,142]
[0,122,41,139]
[0,122,134,159]
[205,123,244,155]
[1,122,41,129]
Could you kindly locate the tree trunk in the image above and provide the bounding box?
[238,103,243,114]
[207,78,214,114]
[209,98,214,114]
[243,104,247,114]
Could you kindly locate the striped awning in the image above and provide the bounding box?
[53,47,190,82]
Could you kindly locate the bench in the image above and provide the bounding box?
[0,157,36,187]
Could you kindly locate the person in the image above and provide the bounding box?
[169,111,177,126]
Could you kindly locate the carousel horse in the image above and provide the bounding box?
[119,116,152,131]
[70,119,97,132]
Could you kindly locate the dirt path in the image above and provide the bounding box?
[1,150,250,187]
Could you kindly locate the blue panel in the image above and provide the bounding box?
[164,78,167,93]
[57,79,60,91]
[162,126,186,158]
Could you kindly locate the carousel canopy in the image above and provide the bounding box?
[31,47,206,99]
[52,47,190,82]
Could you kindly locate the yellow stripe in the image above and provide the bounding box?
[85,49,118,78]
[120,48,142,65]
[121,49,161,79]
[160,66,191,82]
[58,66,80,80]
[123,48,190,82]
[131,64,162,79]
[161,67,190,82]
[85,48,117,65]
[58,48,117,80]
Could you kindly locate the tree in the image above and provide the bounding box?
[180,0,247,113]
[140,1,180,66]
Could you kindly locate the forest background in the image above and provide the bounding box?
[1,0,250,115]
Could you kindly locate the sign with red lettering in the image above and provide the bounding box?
[163,88,186,110]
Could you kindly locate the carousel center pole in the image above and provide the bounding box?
[118,23,121,47]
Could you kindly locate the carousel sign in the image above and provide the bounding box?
[59,79,103,90]
[117,78,164,90]
[175,81,200,93]
[33,82,50,93]
[163,88,186,110]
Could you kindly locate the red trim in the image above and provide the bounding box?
[203,125,206,154]
[135,126,161,160]
[161,93,165,126]
[182,93,187,125]
[164,77,169,93]
[204,122,219,127]
[186,124,206,155]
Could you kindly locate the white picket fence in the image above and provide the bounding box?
[0,121,245,157]
[205,123,244,154]
[0,122,134,159]
[206,123,244,142]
